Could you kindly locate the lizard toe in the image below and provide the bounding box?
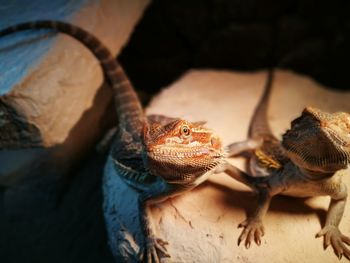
[238,227,249,246]
[316,225,331,238]
[145,236,170,263]
[342,234,350,246]
[344,246,350,261]
[238,218,265,249]
[254,227,264,246]
[238,219,249,228]
[154,238,170,258]
[245,240,251,249]
[146,244,160,263]
[317,226,350,260]
[156,238,169,248]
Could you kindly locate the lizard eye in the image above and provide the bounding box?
[180,125,191,136]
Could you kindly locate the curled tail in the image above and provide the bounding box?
[248,69,274,139]
[0,20,144,134]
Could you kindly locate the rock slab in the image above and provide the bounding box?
[104,69,350,262]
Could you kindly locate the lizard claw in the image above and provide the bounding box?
[316,226,350,260]
[156,238,169,247]
[144,236,170,263]
[238,218,265,249]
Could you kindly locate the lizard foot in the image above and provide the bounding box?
[142,236,170,263]
[238,218,265,248]
[316,226,350,260]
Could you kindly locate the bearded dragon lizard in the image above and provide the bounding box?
[0,21,242,262]
[225,70,350,260]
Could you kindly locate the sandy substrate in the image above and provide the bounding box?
[104,69,350,262]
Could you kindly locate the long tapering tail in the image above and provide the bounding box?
[248,69,274,139]
[0,20,144,135]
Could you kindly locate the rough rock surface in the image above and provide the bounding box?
[0,0,149,183]
[0,0,149,149]
[105,69,350,262]
[0,1,150,262]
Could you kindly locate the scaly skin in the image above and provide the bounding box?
[0,21,232,262]
[225,70,350,260]
[111,114,226,262]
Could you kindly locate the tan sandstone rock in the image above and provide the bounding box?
[143,69,350,263]
[0,0,150,184]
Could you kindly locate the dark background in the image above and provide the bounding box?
[120,0,350,105]
[1,1,350,262]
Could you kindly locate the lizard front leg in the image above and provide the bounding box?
[138,191,171,263]
[316,183,350,260]
[216,162,272,247]
[238,189,272,248]
[226,138,263,157]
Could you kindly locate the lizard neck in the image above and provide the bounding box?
[298,166,335,181]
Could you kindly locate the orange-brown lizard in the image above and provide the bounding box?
[0,21,237,262]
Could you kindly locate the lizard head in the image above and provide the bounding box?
[143,118,224,184]
[282,107,350,173]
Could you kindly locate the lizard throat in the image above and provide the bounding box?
[147,146,222,159]
[145,145,223,184]
[298,166,335,181]
[284,144,348,172]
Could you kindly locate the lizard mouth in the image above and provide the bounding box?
[147,145,223,159]
[146,142,223,183]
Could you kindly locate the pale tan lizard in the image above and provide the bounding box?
[224,70,350,260]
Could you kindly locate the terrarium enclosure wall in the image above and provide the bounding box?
[0,0,350,263]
